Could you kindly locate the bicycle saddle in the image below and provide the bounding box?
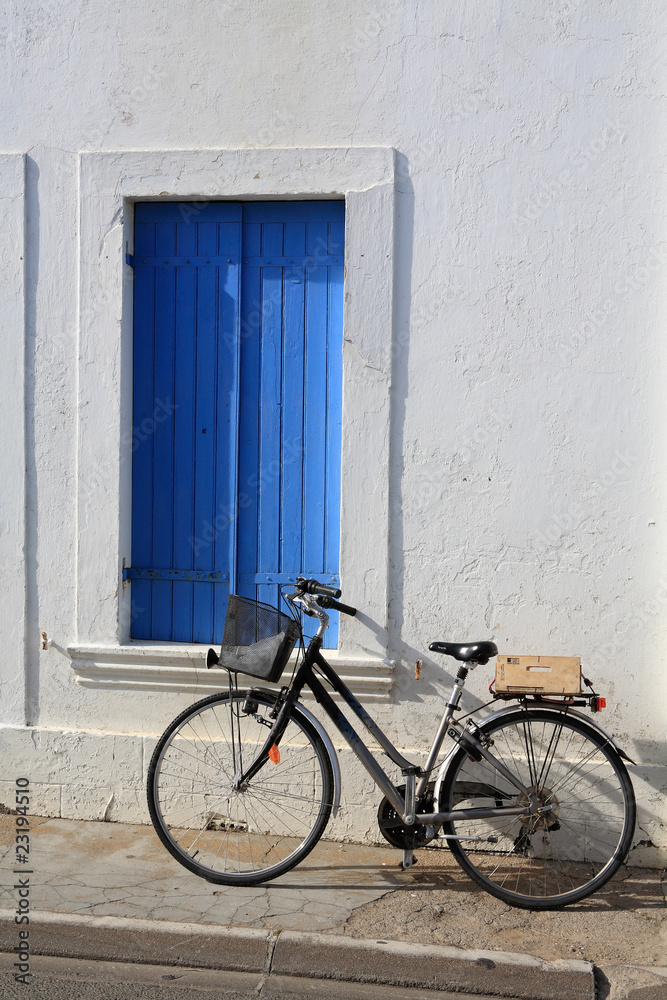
[428,641,498,664]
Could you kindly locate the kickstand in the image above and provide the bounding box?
[399,769,418,871]
[399,849,418,871]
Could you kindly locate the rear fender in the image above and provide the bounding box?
[463,703,635,764]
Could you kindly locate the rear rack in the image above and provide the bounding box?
[488,682,606,713]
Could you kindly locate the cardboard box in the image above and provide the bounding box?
[495,655,582,695]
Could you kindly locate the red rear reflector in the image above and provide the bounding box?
[269,744,280,764]
[593,697,606,712]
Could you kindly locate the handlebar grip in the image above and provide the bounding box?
[297,577,342,599]
[317,596,357,617]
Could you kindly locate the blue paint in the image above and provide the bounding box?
[130,201,344,646]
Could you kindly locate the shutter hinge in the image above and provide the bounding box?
[123,567,230,583]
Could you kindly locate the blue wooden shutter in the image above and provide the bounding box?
[236,202,344,646]
[129,202,241,642]
[129,200,344,648]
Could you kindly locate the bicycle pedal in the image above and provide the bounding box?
[398,856,419,871]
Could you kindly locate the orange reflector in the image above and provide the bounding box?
[597,697,606,710]
[269,744,280,764]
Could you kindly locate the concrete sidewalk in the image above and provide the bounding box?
[1,815,666,998]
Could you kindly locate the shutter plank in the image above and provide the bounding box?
[213,222,242,641]
[306,219,330,264]
[261,222,283,257]
[192,250,218,642]
[134,219,156,256]
[171,231,197,641]
[328,219,345,257]
[130,262,156,638]
[324,262,344,646]
[257,263,283,610]
[242,221,261,257]
[151,256,176,639]
[189,218,227,642]
[280,222,306,583]
[302,259,328,573]
[237,260,261,601]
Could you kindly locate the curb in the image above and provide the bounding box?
[272,931,594,999]
[0,909,595,1000]
[0,910,269,974]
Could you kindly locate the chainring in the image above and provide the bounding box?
[377,782,436,849]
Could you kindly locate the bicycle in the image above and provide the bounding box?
[147,578,636,910]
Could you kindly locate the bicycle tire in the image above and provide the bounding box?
[439,708,636,908]
[147,689,334,885]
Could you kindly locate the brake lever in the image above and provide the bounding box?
[288,593,320,618]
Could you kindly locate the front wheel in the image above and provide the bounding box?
[439,709,636,908]
[147,690,334,885]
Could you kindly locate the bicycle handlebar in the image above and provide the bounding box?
[316,595,357,617]
[295,577,342,599]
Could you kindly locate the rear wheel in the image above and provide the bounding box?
[439,709,635,908]
[147,690,334,885]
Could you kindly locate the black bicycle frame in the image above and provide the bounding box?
[239,635,537,825]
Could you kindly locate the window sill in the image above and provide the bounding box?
[67,642,394,701]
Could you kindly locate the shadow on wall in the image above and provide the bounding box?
[386,150,414,680]
[25,155,40,727]
[382,153,490,715]
[626,737,667,860]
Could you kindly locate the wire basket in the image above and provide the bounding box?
[219,594,301,683]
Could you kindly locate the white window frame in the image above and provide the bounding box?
[69,148,396,697]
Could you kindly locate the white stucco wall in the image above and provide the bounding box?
[0,0,665,861]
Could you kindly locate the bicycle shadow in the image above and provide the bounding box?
[408,859,666,911]
[277,858,666,912]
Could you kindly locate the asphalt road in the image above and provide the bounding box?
[0,953,498,1000]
